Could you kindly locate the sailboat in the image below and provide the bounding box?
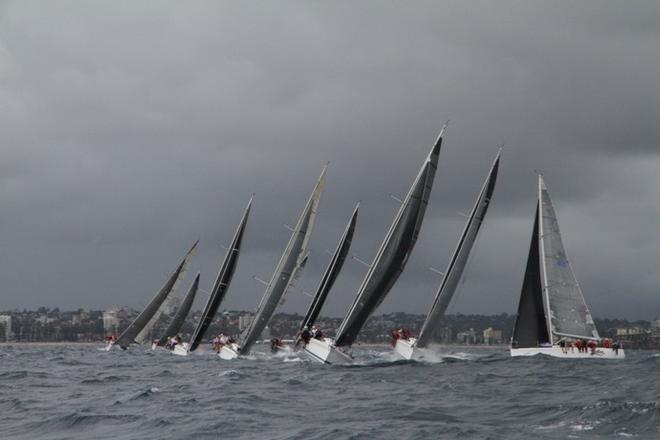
[219,166,326,359]
[510,176,624,359]
[172,196,253,356]
[107,240,198,350]
[295,203,359,347]
[393,150,500,360]
[304,125,445,364]
[152,273,200,350]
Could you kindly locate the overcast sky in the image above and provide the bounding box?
[1,1,659,320]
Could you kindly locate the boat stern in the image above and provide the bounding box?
[219,343,240,360]
[392,338,416,360]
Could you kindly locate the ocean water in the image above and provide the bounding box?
[1,344,659,440]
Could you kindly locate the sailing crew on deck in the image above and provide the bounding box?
[297,326,312,347]
[310,326,324,340]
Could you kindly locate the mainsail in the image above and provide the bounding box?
[416,150,500,348]
[538,176,599,341]
[116,240,198,348]
[298,203,359,334]
[334,127,444,348]
[512,176,599,348]
[238,166,326,355]
[188,196,253,352]
[156,273,200,346]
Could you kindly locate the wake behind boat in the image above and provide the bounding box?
[510,176,624,359]
[305,125,444,364]
[393,149,500,360]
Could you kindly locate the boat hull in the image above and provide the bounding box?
[392,338,416,360]
[219,343,240,360]
[303,338,353,365]
[510,346,625,359]
[172,343,189,356]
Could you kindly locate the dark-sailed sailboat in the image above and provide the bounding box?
[296,203,359,346]
[510,176,624,359]
[108,240,198,350]
[153,272,200,350]
[173,196,253,356]
[220,167,326,359]
[304,126,445,364]
[393,150,500,360]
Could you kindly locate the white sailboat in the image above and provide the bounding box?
[220,166,326,360]
[304,126,445,364]
[510,176,624,359]
[393,150,500,360]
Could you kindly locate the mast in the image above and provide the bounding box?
[238,166,326,355]
[416,150,500,348]
[334,125,445,348]
[156,273,200,346]
[537,176,555,345]
[115,240,198,348]
[188,196,253,352]
[538,176,600,342]
[298,203,359,334]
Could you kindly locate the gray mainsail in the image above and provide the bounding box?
[116,240,198,348]
[334,127,445,348]
[538,176,599,342]
[156,273,200,346]
[416,150,500,348]
[238,166,326,355]
[188,196,253,352]
[298,203,359,334]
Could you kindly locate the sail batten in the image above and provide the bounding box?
[334,129,444,348]
[415,151,500,348]
[188,197,253,352]
[238,166,326,355]
[115,240,198,349]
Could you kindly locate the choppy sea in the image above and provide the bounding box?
[1,344,659,439]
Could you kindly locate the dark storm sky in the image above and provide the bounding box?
[1,1,659,319]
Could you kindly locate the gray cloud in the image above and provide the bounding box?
[0,1,659,320]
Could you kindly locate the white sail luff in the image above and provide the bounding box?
[538,175,555,345]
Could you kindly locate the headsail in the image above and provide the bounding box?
[416,150,500,348]
[511,206,551,348]
[334,127,445,347]
[116,240,198,348]
[188,196,253,352]
[156,273,200,346]
[538,176,599,341]
[238,166,326,355]
[298,203,359,334]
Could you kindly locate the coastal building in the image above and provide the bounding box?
[0,315,14,341]
[103,309,120,336]
[238,314,254,332]
[483,327,503,345]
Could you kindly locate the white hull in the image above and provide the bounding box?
[103,343,114,352]
[219,343,240,360]
[511,346,625,359]
[392,338,416,360]
[172,343,189,356]
[303,338,353,365]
